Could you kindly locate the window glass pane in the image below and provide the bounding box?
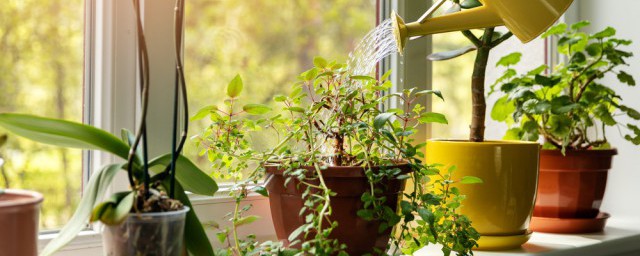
[0,1,84,231]
[184,0,376,179]
[431,32,474,139]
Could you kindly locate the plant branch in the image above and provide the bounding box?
[461,30,481,47]
[489,31,513,48]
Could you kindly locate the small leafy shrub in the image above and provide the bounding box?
[193,57,482,255]
[491,21,639,151]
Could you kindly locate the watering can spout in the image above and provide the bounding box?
[392,0,575,53]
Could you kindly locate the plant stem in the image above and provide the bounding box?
[469,42,491,142]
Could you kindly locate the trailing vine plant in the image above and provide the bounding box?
[490,21,639,152]
[194,57,482,255]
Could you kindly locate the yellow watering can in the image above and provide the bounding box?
[392,0,575,53]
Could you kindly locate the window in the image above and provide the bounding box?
[183,0,378,178]
[0,0,85,231]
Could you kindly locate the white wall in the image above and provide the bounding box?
[575,0,640,219]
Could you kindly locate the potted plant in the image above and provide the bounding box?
[417,0,545,250]
[490,21,637,233]
[0,0,218,255]
[193,58,483,255]
[0,134,44,256]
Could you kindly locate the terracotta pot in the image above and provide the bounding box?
[425,140,539,250]
[0,189,43,256]
[265,164,410,255]
[534,149,617,218]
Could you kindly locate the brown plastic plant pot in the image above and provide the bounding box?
[265,164,410,255]
[0,189,43,256]
[534,149,617,219]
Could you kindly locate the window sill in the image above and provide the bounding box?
[416,217,640,256]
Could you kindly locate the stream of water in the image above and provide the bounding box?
[346,19,398,76]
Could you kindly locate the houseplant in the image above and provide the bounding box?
[490,21,637,233]
[420,0,549,249]
[0,134,44,256]
[0,0,218,255]
[193,59,482,255]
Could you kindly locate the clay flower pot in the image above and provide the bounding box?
[534,149,617,218]
[0,189,43,256]
[426,140,540,250]
[265,164,410,255]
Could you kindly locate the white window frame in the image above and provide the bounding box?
[37,0,430,254]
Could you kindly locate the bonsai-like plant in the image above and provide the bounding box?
[490,21,639,151]
[193,57,482,255]
[0,1,218,255]
[426,0,514,142]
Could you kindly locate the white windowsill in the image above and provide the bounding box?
[417,217,640,256]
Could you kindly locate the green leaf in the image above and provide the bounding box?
[215,232,227,244]
[288,225,306,241]
[40,163,123,256]
[418,112,448,124]
[273,95,287,102]
[164,181,214,256]
[592,27,616,39]
[496,52,522,67]
[149,154,218,196]
[535,74,561,86]
[617,71,636,86]
[191,105,218,121]
[92,191,134,226]
[620,105,640,120]
[527,65,548,76]
[548,115,572,137]
[491,96,515,122]
[252,186,269,197]
[226,74,243,98]
[586,43,602,57]
[350,75,375,81]
[460,176,483,184]
[427,46,476,61]
[0,134,7,147]
[541,23,567,38]
[550,96,579,114]
[415,89,444,101]
[460,0,482,9]
[0,113,130,160]
[503,128,523,140]
[417,208,435,224]
[235,215,260,227]
[570,20,591,31]
[313,56,328,68]
[594,104,617,126]
[243,104,272,115]
[373,112,395,130]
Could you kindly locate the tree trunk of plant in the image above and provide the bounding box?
[470,45,491,142]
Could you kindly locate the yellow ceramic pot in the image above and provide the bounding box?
[425,140,539,250]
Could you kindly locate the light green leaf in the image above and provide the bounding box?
[149,154,218,196]
[503,128,523,140]
[620,105,640,120]
[491,96,515,122]
[415,90,444,101]
[235,215,260,227]
[541,23,567,38]
[243,104,271,115]
[0,114,130,160]
[313,56,327,68]
[418,112,448,124]
[496,52,522,67]
[191,105,218,121]
[592,27,616,39]
[226,74,243,98]
[373,112,395,130]
[460,176,483,184]
[40,163,123,256]
[570,20,591,31]
[164,181,214,256]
